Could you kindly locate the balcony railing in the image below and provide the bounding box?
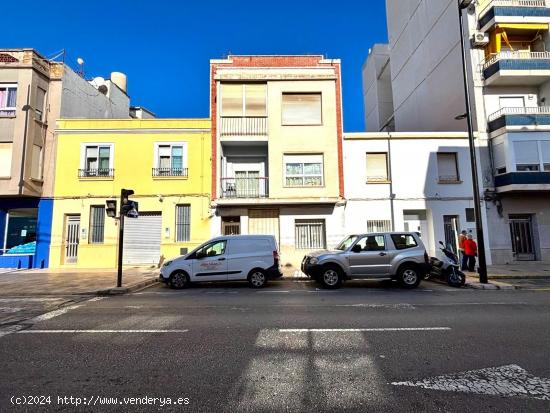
[152,167,189,177]
[479,0,548,17]
[219,117,268,137]
[220,177,268,199]
[487,106,550,131]
[483,51,550,70]
[78,168,114,178]
[482,51,550,81]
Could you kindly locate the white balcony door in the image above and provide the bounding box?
[499,97,525,109]
[235,170,260,197]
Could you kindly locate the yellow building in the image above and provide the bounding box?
[49,119,211,268]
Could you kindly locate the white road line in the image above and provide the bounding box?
[278,327,451,332]
[26,304,83,323]
[257,290,290,294]
[0,298,63,302]
[88,297,105,302]
[18,329,189,334]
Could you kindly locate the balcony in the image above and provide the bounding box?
[220,177,268,199]
[152,167,189,178]
[219,117,268,140]
[488,106,550,131]
[482,51,550,85]
[78,168,114,178]
[478,1,550,30]
[495,172,550,191]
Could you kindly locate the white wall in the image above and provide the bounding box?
[363,44,394,131]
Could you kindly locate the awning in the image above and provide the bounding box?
[495,23,549,31]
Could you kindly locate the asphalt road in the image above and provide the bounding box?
[1,279,550,412]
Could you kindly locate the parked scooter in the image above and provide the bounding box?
[427,241,466,287]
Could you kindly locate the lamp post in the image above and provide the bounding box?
[457,0,488,284]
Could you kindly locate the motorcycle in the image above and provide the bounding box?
[426,241,466,287]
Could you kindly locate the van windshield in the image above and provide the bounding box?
[335,235,359,251]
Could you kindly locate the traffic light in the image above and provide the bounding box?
[120,189,138,218]
[106,200,117,218]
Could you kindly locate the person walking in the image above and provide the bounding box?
[463,234,478,272]
[458,230,468,271]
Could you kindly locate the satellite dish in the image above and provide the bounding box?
[77,57,84,65]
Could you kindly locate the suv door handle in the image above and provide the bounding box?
[379,252,387,256]
[217,257,226,261]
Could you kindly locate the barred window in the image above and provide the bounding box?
[295,219,326,249]
[366,220,392,233]
[176,205,191,242]
[89,206,105,244]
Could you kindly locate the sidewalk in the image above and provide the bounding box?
[488,263,550,279]
[0,266,159,296]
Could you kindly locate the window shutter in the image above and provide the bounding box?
[437,153,458,181]
[366,153,388,181]
[514,141,539,164]
[282,93,322,125]
[492,142,506,168]
[221,84,244,116]
[0,143,12,176]
[176,205,191,242]
[31,145,42,179]
[539,141,550,163]
[89,206,105,244]
[245,84,266,116]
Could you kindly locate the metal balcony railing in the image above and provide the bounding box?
[220,117,268,137]
[483,51,550,70]
[152,167,189,177]
[220,177,269,198]
[488,106,550,121]
[478,0,548,17]
[78,168,114,178]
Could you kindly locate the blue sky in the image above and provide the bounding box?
[4,0,388,132]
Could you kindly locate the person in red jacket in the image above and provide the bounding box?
[463,234,478,272]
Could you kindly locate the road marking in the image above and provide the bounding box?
[0,325,25,338]
[334,304,415,309]
[0,307,23,313]
[257,290,290,294]
[26,304,83,323]
[0,298,64,302]
[88,297,105,302]
[392,364,550,401]
[18,329,189,334]
[278,327,450,332]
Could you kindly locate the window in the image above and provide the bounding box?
[35,87,46,121]
[89,206,105,244]
[295,219,326,249]
[221,83,267,117]
[82,145,112,176]
[466,208,475,223]
[0,84,17,117]
[355,235,386,251]
[366,153,389,182]
[31,145,42,180]
[492,141,506,175]
[514,141,540,172]
[282,93,322,125]
[195,240,226,258]
[175,205,191,242]
[367,219,392,233]
[499,96,525,110]
[155,143,188,176]
[391,234,418,250]
[0,143,12,177]
[541,141,550,172]
[284,154,323,187]
[437,152,460,182]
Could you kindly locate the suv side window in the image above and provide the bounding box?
[391,234,418,250]
[356,235,386,251]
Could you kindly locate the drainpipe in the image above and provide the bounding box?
[18,86,32,195]
[388,132,396,231]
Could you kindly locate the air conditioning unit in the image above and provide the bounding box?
[471,31,489,47]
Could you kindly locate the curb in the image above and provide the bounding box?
[466,282,517,290]
[489,275,550,280]
[96,279,159,296]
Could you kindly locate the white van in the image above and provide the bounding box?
[159,235,282,289]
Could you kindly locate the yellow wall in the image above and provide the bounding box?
[50,119,212,268]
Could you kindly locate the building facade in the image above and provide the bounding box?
[49,119,211,269]
[0,49,129,268]
[363,0,550,264]
[344,132,475,257]
[209,56,346,267]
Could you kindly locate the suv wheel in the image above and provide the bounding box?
[397,265,421,289]
[169,271,190,289]
[248,269,267,288]
[320,265,343,289]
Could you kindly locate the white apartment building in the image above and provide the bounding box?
[344,132,475,257]
[363,0,550,264]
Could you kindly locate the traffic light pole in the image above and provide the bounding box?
[117,191,125,288]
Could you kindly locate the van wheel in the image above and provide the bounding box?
[397,265,421,289]
[248,269,267,288]
[169,271,190,289]
[320,265,343,289]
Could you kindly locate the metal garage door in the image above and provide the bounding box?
[123,212,162,265]
[248,209,279,244]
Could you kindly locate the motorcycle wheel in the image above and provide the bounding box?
[447,270,466,288]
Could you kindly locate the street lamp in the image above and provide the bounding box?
[457,0,488,284]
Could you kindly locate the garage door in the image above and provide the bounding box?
[248,209,279,244]
[123,212,162,265]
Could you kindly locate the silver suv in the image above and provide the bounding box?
[301,232,429,289]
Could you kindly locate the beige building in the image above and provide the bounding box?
[0,48,129,268]
[210,55,346,267]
